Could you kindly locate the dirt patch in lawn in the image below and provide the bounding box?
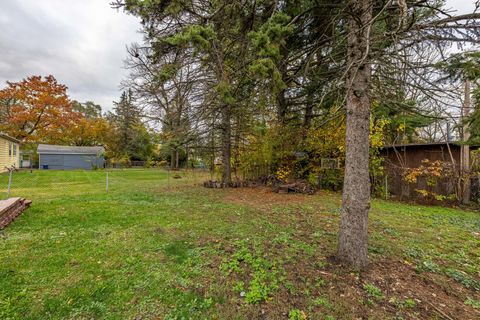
[173,187,479,319]
[199,188,479,319]
[204,252,479,319]
[352,259,479,320]
[223,187,312,208]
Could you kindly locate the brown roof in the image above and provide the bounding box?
[382,141,479,149]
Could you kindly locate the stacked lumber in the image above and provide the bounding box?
[204,180,242,188]
[203,177,316,194]
[0,197,32,229]
[272,181,316,195]
[203,180,262,188]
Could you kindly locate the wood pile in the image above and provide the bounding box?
[203,180,263,189]
[204,177,316,194]
[272,181,316,195]
[0,197,32,229]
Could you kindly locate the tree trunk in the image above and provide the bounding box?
[276,46,288,123]
[210,118,216,174]
[337,0,372,270]
[233,115,241,180]
[175,149,179,169]
[304,93,314,129]
[461,79,471,204]
[221,104,232,184]
[277,90,288,123]
[185,144,189,170]
[170,149,175,169]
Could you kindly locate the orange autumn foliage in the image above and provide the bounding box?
[0,75,81,143]
[63,117,111,146]
[0,75,111,146]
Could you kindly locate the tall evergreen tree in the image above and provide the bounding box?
[108,90,153,161]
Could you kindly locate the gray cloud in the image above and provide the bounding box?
[0,0,474,112]
[446,0,478,14]
[0,0,142,111]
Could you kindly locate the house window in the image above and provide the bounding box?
[8,143,12,157]
[13,144,17,156]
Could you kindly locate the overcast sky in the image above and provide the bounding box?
[0,0,476,112]
[0,0,142,111]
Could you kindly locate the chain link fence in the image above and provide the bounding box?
[0,168,209,201]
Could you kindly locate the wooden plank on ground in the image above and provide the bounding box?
[0,197,32,229]
[0,197,22,214]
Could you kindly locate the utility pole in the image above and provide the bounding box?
[461,79,471,204]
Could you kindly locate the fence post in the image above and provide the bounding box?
[384,175,388,200]
[106,172,109,193]
[193,166,196,185]
[7,169,13,198]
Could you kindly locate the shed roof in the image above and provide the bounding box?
[0,132,21,143]
[382,141,480,150]
[37,144,104,155]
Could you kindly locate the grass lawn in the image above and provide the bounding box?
[0,169,479,319]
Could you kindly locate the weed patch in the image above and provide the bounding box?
[363,283,384,301]
[221,240,284,304]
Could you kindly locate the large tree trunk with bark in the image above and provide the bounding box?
[461,80,471,204]
[277,90,288,123]
[337,0,372,270]
[303,92,314,129]
[276,46,289,123]
[175,149,179,169]
[233,115,241,179]
[221,104,232,184]
[170,149,175,169]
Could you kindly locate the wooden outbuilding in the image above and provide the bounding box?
[380,142,479,200]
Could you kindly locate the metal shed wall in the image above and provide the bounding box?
[39,154,104,170]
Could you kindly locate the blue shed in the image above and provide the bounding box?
[38,144,105,170]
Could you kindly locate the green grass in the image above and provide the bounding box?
[0,170,479,319]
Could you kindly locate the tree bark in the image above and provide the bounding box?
[276,46,289,123]
[170,149,175,169]
[185,144,189,170]
[210,117,216,174]
[233,115,241,179]
[221,104,232,184]
[304,92,314,129]
[461,79,471,204]
[175,149,179,169]
[337,0,372,270]
[277,90,288,123]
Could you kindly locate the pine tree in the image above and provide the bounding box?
[108,90,153,161]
